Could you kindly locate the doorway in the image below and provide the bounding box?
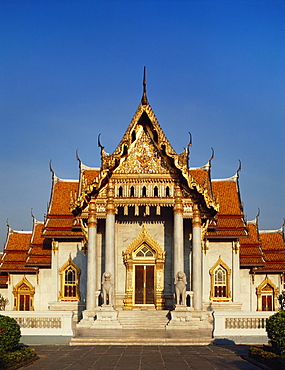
[135,265,154,304]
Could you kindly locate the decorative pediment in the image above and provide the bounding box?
[123,224,165,262]
[256,276,278,295]
[114,127,176,175]
[59,254,81,275]
[209,256,231,275]
[13,276,35,295]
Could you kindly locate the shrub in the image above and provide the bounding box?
[0,346,37,368]
[266,310,285,355]
[0,315,21,353]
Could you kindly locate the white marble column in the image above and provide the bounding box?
[232,240,240,302]
[86,197,97,311]
[50,239,59,302]
[192,204,202,310]
[105,181,115,281]
[173,185,184,278]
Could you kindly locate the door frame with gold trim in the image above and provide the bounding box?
[123,225,165,310]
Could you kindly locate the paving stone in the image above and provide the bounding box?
[23,344,263,370]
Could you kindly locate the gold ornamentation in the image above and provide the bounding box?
[123,224,166,310]
[209,256,232,302]
[13,276,35,311]
[115,129,173,174]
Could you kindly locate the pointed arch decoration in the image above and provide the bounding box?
[256,277,278,311]
[13,276,35,311]
[123,224,166,310]
[209,256,232,302]
[58,255,81,302]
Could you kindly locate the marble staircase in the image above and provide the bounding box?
[70,308,214,345]
[117,309,169,329]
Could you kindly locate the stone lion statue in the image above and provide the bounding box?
[102,271,113,306]
[175,271,187,305]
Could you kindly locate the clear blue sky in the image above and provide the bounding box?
[0,0,284,250]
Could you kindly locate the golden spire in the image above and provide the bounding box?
[141,66,148,105]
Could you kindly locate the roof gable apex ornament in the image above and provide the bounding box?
[205,147,215,171]
[141,66,148,105]
[248,208,260,226]
[185,132,192,163]
[76,148,81,168]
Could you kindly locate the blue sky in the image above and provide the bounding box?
[0,0,284,250]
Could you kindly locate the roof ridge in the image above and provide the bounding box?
[190,163,210,171]
[9,230,32,234]
[80,163,100,171]
[259,228,283,235]
[54,174,78,184]
[212,173,238,183]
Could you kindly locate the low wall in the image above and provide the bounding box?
[0,311,74,344]
[213,311,275,344]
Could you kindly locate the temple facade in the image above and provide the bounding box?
[0,75,284,332]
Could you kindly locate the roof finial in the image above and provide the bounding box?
[141,66,148,105]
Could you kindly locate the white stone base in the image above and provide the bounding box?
[167,308,212,330]
[91,306,122,329]
[48,301,86,322]
[204,302,243,311]
[77,309,96,327]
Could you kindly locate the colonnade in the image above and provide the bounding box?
[86,183,203,311]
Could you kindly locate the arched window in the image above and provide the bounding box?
[154,186,158,197]
[59,256,81,302]
[118,186,123,197]
[64,267,77,298]
[209,257,231,302]
[165,186,170,197]
[142,186,147,197]
[214,266,227,297]
[130,186,135,197]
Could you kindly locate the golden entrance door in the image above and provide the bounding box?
[135,265,154,304]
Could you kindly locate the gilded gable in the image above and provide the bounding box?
[114,127,176,175]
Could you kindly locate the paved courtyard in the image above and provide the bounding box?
[25,344,262,370]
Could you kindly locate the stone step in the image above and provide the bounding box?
[117,310,169,329]
[70,337,213,346]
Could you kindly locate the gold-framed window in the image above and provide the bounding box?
[210,256,232,302]
[13,276,35,311]
[59,256,81,302]
[256,277,278,311]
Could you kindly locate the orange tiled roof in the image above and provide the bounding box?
[26,223,51,267]
[82,169,100,187]
[49,180,79,215]
[43,179,84,239]
[212,180,242,214]
[260,232,284,251]
[0,231,37,272]
[4,232,32,251]
[206,179,247,238]
[241,224,260,245]
[257,231,285,271]
[190,169,211,195]
[0,272,8,287]
[239,223,265,266]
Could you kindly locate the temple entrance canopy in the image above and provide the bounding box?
[123,225,166,309]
